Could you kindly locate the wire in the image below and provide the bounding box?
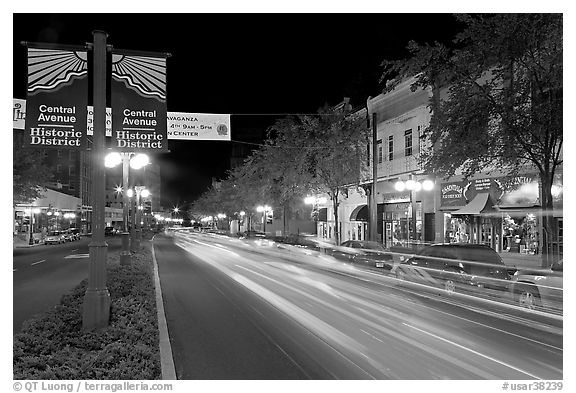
[230,139,368,150]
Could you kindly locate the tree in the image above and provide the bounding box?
[382,14,562,264]
[13,132,54,204]
[298,106,369,245]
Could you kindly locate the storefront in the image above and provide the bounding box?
[440,173,562,255]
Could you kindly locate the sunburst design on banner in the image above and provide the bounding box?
[112,54,166,102]
[27,49,88,94]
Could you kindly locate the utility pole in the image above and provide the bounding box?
[370,112,378,242]
[82,30,110,331]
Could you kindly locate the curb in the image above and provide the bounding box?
[151,236,177,380]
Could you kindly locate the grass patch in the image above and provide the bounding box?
[13,244,161,380]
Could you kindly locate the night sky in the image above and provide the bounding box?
[12,13,464,209]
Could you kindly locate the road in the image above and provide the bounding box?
[154,231,563,380]
[13,236,121,334]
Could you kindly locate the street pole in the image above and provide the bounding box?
[370,112,378,242]
[135,188,142,248]
[28,207,34,245]
[130,171,137,252]
[410,174,417,248]
[120,153,131,265]
[82,30,110,331]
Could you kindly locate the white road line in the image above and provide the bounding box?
[427,305,563,351]
[403,322,542,379]
[31,259,46,266]
[64,254,89,259]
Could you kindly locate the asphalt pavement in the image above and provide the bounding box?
[13,236,122,334]
[153,231,563,380]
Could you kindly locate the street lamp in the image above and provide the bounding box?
[27,207,41,245]
[256,205,272,234]
[394,176,435,246]
[131,186,150,250]
[304,196,327,235]
[105,151,150,265]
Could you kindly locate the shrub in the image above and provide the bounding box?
[13,246,161,380]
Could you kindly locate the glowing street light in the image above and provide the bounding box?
[394,176,435,244]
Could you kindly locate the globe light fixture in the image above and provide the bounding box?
[141,189,150,198]
[130,153,150,170]
[104,152,122,168]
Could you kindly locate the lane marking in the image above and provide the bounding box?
[64,253,90,259]
[425,304,563,352]
[31,259,46,266]
[403,322,542,379]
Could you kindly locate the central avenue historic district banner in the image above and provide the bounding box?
[14,98,231,142]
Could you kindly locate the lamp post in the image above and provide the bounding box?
[27,207,40,245]
[256,205,272,234]
[105,151,149,263]
[394,176,434,246]
[305,196,327,235]
[134,186,149,247]
[83,30,110,331]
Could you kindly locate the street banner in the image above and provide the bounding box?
[87,106,112,137]
[167,112,231,141]
[13,98,26,130]
[14,98,233,141]
[24,48,88,149]
[111,52,168,152]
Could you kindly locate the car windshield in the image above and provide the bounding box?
[49,231,60,236]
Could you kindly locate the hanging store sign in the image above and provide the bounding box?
[441,174,541,209]
[167,112,231,141]
[111,52,168,152]
[24,47,89,149]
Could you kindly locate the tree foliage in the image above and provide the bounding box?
[13,133,54,204]
[191,105,369,244]
[382,13,562,260]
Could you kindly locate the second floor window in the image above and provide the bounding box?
[388,135,394,161]
[377,140,383,164]
[405,129,413,157]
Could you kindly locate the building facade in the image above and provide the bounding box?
[313,78,563,258]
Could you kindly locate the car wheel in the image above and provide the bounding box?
[518,286,541,311]
[444,279,456,294]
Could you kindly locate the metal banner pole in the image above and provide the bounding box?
[82,30,111,331]
[120,153,131,265]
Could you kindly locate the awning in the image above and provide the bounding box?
[318,208,328,222]
[350,205,369,221]
[451,193,495,215]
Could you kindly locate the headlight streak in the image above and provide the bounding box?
[170,233,561,379]
[402,322,543,379]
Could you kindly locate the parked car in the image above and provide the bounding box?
[510,259,563,313]
[393,243,511,296]
[69,228,81,241]
[45,231,66,245]
[327,240,394,270]
[62,229,78,242]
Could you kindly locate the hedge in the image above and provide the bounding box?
[13,244,161,380]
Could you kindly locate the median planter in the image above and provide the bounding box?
[13,244,161,380]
